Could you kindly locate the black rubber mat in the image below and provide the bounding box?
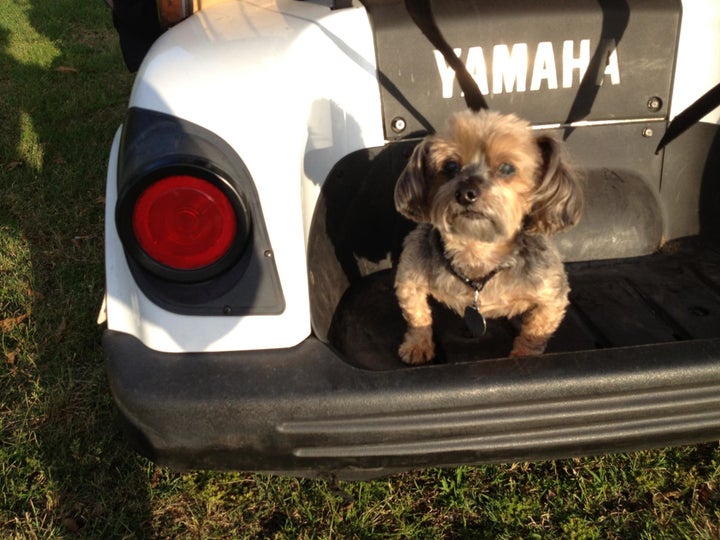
[328,237,720,370]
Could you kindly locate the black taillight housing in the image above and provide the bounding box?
[115,108,285,316]
[118,162,251,283]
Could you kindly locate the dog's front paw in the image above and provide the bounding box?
[399,326,435,365]
[510,334,548,357]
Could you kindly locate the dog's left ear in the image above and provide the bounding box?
[525,135,584,234]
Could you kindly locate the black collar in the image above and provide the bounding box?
[432,228,513,292]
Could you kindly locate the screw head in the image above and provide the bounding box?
[647,97,663,112]
[642,127,654,138]
[391,117,407,133]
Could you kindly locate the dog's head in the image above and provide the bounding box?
[394,110,583,242]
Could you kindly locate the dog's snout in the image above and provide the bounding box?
[455,178,483,206]
[455,187,477,205]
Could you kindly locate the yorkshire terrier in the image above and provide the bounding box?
[394,109,583,364]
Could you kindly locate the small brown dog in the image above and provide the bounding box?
[394,109,582,364]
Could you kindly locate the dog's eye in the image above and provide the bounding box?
[442,160,461,176]
[497,163,516,177]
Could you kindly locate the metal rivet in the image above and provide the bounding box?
[391,117,407,133]
[264,250,273,258]
[647,97,663,112]
[642,127,654,138]
[223,305,232,315]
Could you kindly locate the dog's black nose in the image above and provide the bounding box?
[455,185,478,205]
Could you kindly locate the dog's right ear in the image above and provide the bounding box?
[394,138,433,223]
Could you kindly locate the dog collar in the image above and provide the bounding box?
[431,228,513,292]
[432,227,513,337]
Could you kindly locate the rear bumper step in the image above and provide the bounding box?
[104,330,720,478]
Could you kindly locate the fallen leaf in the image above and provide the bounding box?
[150,467,163,488]
[30,289,45,301]
[92,502,104,517]
[0,313,29,333]
[697,483,718,504]
[54,317,67,338]
[5,348,19,366]
[71,235,91,246]
[62,516,80,533]
[6,160,23,170]
[55,66,78,73]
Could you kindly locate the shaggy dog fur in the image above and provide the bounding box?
[394,110,583,364]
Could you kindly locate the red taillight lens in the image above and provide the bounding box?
[132,175,237,270]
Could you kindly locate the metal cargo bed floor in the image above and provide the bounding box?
[328,237,720,371]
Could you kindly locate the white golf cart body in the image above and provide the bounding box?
[103,0,720,477]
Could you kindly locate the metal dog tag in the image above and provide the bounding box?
[464,305,487,337]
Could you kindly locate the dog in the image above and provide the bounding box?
[393,109,583,364]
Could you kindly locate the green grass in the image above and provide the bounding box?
[1,1,720,538]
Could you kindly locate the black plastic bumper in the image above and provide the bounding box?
[103,330,720,479]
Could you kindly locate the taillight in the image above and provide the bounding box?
[118,165,251,283]
[132,175,237,270]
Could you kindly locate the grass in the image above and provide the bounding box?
[1,0,720,538]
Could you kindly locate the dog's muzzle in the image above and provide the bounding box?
[455,176,485,206]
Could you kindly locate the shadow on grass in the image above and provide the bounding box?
[0,1,156,537]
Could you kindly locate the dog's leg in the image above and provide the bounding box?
[395,281,435,365]
[510,300,568,357]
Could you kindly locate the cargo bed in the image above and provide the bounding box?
[328,236,720,370]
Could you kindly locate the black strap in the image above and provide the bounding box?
[432,229,509,292]
[656,82,720,153]
[404,0,488,112]
[562,0,629,140]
